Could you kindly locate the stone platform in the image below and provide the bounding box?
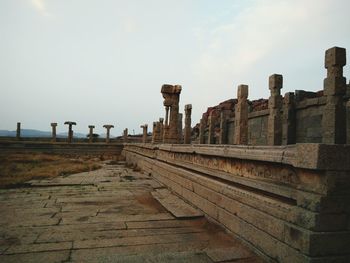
[0,162,262,263]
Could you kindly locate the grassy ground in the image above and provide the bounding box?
[0,153,102,188]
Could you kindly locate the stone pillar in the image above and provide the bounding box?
[152,122,157,143]
[161,84,182,144]
[199,118,206,144]
[267,74,283,145]
[141,124,148,143]
[123,128,128,143]
[234,85,249,145]
[64,121,76,143]
[208,111,217,144]
[51,123,57,142]
[282,92,296,145]
[88,125,95,143]
[178,113,183,143]
[322,47,347,144]
[219,111,229,144]
[184,104,192,144]
[16,122,21,140]
[103,125,114,143]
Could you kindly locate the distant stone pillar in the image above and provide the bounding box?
[219,111,228,144]
[282,92,296,145]
[208,111,217,144]
[141,124,148,143]
[64,121,76,143]
[347,100,350,144]
[88,125,95,143]
[123,128,128,143]
[152,122,157,143]
[199,118,206,144]
[16,122,21,140]
[322,47,347,144]
[184,104,192,144]
[234,85,249,145]
[51,123,57,142]
[103,125,114,143]
[267,74,283,145]
[161,84,182,144]
[178,113,183,143]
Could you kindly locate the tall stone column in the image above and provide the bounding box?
[103,125,114,143]
[64,121,76,143]
[234,84,249,145]
[51,123,57,142]
[282,92,296,145]
[161,84,182,144]
[322,47,347,144]
[123,128,128,143]
[219,111,229,144]
[199,118,206,144]
[178,113,183,143]
[267,74,283,145]
[141,124,148,143]
[16,122,21,140]
[159,118,164,143]
[347,100,350,144]
[88,125,95,143]
[152,122,157,143]
[208,111,217,144]
[184,104,192,144]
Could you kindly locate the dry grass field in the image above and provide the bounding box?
[0,153,102,188]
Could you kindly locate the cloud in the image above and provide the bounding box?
[31,0,52,17]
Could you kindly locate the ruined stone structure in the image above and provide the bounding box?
[64,121,76,143]
[177,113,183,143]
[88,125,95,143]
[51,123,57,142]
[140,124,148,143]
[151,119,163,144]
[16,122,21,140]
[103,125,114,143]
[161,84,182,144]
[184,104,192,144]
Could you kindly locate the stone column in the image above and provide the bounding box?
[141,124,148,143]
[51,123,57,142]
[16,122,21,140]
[267,74,283,145]
[282,92,296,145]
[178,113,183,143]
[208,111,217,144]
[88,125,95,143]
[219,111,228,144]
[123,128,128,143]
[347,100,350,144]
[234,84,249,145]
[152,122,157,143]
[199,118,206,144]
[322,47,347,144]
[161,84,182,144]
[103,125,114,143]
[184,104,192,144]
[64,121,76,143]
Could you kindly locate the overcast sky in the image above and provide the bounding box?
[1,0,349,135]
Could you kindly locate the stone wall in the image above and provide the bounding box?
[123,143,350,263]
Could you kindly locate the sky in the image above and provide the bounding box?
[0,0,349,136]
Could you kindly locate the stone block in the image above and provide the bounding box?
[325,47,346,68]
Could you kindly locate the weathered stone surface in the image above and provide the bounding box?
[234,85,249,145]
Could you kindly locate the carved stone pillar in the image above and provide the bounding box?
[16,122,21,140]
[103,125,114,143]
[161,84,182,144]
[159,118,164,143]
[282,92,296,145]
[322,47,347,144]
[123,128,128,143]
[51,123,57,142]
[219,111,229,144]
[88,125,95,143]
[199,118,206,144]
[141,124,148,143]
[184,104,192,144]
[234,84,249,145]
[64,121,76,143]
[208,111,217,144]
[178,113,183,143]
[267,74,283,145]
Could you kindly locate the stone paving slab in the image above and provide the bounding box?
[0,161,263,262]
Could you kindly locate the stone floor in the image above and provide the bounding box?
[0,161,263,263]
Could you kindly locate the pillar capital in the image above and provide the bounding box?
[51,122,57,127]
[237,84,248,99]
[269,74,283,95]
